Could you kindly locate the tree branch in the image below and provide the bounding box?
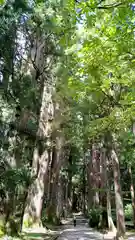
[98,0,106,4]
[85,1,127,10]
[10,122,49,144]
[97,2,126,9]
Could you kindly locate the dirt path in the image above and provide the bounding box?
[21,214,135,240]
[58,214,103,240]
[58,214,135,240]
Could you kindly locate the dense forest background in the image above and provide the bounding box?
[1,0,135,239]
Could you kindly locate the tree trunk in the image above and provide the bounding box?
[64,180,69,218]
[82,153,86,214]
[56,175,63,223]
[87,156,93,209]
[106,154,116,232]
[87,144,100,209]
[111,149,125,237]
[91,143,100,207]
[61,147,70,218]
[23,148,50,228]
[22,80,54,229]
[129,166,135,228]
[99,147,107,228]
[68,153,73,213]
[21,28,56,229]
[46,130,64,224]
[107,188,116,232]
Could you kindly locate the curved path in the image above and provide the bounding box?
[58,214,103,240]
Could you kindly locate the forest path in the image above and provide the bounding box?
[58,214,135,240]
[58,214,103,240]
[22,213,135,240]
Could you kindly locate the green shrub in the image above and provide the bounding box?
[6,217,18,236]
[88,208,102,228]
[42,206,60,226]
[0,216,6,237]
[124,204,133,221]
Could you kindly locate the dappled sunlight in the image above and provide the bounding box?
[1,1,135,239]
[63,228,81,232]
[126,233,135,240]
[85,231,98,235]
[58,215,103,240]
[74,211,83,216]
[59,238,101,240]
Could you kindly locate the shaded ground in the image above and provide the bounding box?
[4,214,135,240]
[22,229,60,240]
[22,232,58,240]
[126,232,135,240]
[58,214,135,240]
[58,214,103,240]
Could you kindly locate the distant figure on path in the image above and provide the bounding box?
[73,215,76,227]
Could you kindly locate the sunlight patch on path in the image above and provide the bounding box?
[58,215,135,240]
[58,215,103,240]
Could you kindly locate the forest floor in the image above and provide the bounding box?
[12,214,135,240]
[22,213,104,240]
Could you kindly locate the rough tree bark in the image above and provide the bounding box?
[111,148,125,238]
[107,188,116,233]
[92,143,100,206]
[46,130,64,224]
[56,175,64,221]
[21,28,55,229]
[82,152,86,214]
[87,148,93,209]
[68,153,73,212]
[99,147,107,228]
[22,80,54,229]
[45,98,65,224]
[106,154,116,232]
[129,165,135,228]
[87,143,101,210]
[60,147,70,218]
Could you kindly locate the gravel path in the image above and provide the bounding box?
[57,214,135,240]
[58,215,103,240]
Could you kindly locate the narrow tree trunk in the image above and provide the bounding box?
[106,154,116,232]
[64,181,69,218]
[107,188,116,232]
[87,158,93,209]
[68,153,73,213]
[92,143,100,207]
[129,166,135,228]
[99,147,107,228]
[82,153,86,214]
[111,149,125,238]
